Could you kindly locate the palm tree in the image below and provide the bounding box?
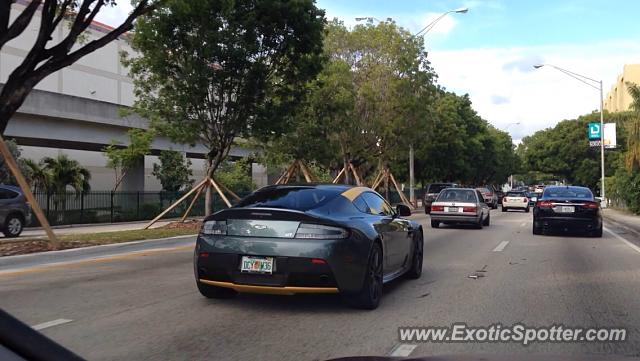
[23,159,50,193]
[41,154,91,194]
[625,82,640,171]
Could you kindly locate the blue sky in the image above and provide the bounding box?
[98,0,640,142]
[317,0,640,50]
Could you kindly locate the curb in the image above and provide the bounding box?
[603,214,640,239]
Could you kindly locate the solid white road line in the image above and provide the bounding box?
[604,227,640,255]
[32,318,73,331]
[492,241,510,252]
[388,343,417,357]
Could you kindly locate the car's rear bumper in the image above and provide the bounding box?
[534,216,602,232]
[430,212,480,224]
[503,202,528,209]
[194,233,370,294]
[199,279,339,295]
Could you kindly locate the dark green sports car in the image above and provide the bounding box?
[194,184,424,309]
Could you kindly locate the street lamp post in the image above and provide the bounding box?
[355,8,468,207]
[533,64,606,204]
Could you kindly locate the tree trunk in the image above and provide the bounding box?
[343,150,351,185]
[204,158,213,216]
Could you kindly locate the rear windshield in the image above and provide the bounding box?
[427,184,452,193]
[543,187,593,199]
[436,189,477,202]
[506,192,525,197]
[237,187,340,211]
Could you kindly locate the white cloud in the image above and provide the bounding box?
[428,40,640,142]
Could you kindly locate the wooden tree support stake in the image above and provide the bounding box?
[144,178,209,229]
[181,182,206,222]
[277,159,317,184]
[0,135,59,248]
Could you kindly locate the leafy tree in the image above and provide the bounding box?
[216,159,255,194]
[152,150,194,192]
[104,129,153,191]
[0,0,157,134]
[0,138,30,185]
[126,0,325,214]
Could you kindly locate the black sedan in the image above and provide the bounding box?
[194,184,424,309]
[532,186,602,237]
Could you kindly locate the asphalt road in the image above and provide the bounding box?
[2,209,640,360]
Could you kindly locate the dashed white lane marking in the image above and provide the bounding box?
[492,241,510,252]
[604,227,640,255]
[521,222,527,227]
[388,343,417,357]
[32,318,73,330]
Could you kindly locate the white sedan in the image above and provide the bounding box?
[502,191,530,212]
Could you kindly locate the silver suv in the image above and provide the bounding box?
[0,185,32,237]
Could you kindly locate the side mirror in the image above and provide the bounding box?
[396,204,411,217]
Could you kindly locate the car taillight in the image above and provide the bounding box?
[524,198,528,203]
[431,205,444,212]
[295,224,348,239]
[583,201,600,209]
[486,193,493,197]
[463,206,476,213]
[537,200,553,208]
[202,220,227,235]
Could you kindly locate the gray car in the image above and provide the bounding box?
[0,185,32,237]
[429,188,491,229]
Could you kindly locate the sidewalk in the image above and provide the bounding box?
[9,219,175,240]
[602,208,640,237]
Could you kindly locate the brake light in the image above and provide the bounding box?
[537,200,553,208]
[462,206,476,213]
[311,258,327,265]
[199,252,210,258]
[295,224,348,239]
[583,202,600,209]
[486,193,493,197]
[431,205,444,212]
[524,198,528,203]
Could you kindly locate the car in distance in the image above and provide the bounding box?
[430,188,490,229]
[527,191,542,207]
[476,187,498,209]
[532,185,602,237]
[0,185,32,237]
[423,183,457,214]
[502,191,529,212]
[194,184,424,310]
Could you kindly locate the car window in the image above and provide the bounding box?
[237,187,341,211]
[437,189,477,202]
[427,184,451,193]
[506,192,525,197]
[352,195,370,213]
[543,187,593,199]
[0,189,18,200]
[476,191,484,202]
[361,192,394,216]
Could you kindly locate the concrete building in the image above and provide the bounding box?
[604,64,640,113]
[1,1,269,191]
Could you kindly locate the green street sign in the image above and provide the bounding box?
[588,123,601,140]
